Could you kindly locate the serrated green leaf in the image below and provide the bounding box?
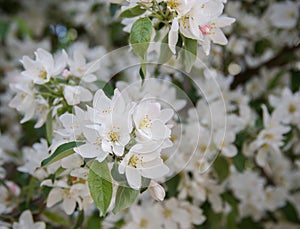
[88,160,113,216]
[182,36,198,72]
[130,17,152,59]
[119,5,146,18]
[112,185,139,214]
[213,156,230,182]
[41,141,84,167]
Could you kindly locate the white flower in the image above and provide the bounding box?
[101,114,132,156]
[133,101,173,145]
[214,129,237,157]
[44,179,90,215]
[18,139,50,180]
[123,205,163,229]
[9,81,35,123]
[57,106,90,139]
[68,50,99,83]
[21,48,67,85]
[119,144,169,189]
[251,105,290,167]
[63,85,92,106]
[13,210,45,229]
[74,126,109,162]
[88,89,128,124]
[154,198,190,229]
[270,88,300,127]
[267,1,299,29]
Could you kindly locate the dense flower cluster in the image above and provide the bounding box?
[0,0,299,228]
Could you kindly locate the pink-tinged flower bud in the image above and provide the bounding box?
[6,181,21,196]
[148,181,165,201]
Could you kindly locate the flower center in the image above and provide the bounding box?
[167,0,180,9]
[129,155,140,168]
[288,104,296,113]
[139,114,152,128]
[109,130,120,142]
[164,209,172,218]
[140,219,148,228]
[38,70,47,79]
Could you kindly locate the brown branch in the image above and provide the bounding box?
[231,45,300,89]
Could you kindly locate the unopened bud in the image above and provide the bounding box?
[148,181,165,201]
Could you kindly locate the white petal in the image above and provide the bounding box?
[168,19,179,54]
[74,143,101,158]
[126,167,141,190]
[63,197,76,215]
[210,28,227,45]
[47,188,63,207]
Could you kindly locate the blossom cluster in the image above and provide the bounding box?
[0,0,299,228]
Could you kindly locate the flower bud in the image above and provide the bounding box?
[148,181,165,201]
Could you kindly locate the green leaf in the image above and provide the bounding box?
[111,163,127,184]
[43,210,69,227]
[130,17,152,59]
[165,174,180,198]
[15,17,32,38]
[86,210,103,228]
[226,211,237,229]
[0,20,10,41]
[41,141,84,167]
[112,185,139,214]
[88,160,113,216]
[140,177,151,193]
[119,5,146,18]
[72,210,84,229]
[182,36,198,72]
[233,152,246,172]
[213,156,230,182]
[46,112,52,145]
[291,70,300,93]
[238,217,263,229]
[281,201,300,223]
[158,34,173,64]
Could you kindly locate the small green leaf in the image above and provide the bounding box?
[182,36,198,72]
[43,210,69,227]
[281,201,300,223]
[88,160,113,216]
[46,112,52,145]
[233,152,246,172]
[130,17,152,59]
[72,210,84,229]
[119,5,146,18]
[140,177,151,193]
[213,156,230,182]
[41,141,84,167]
[165,174,180,198]
[112,185,139,214]
[111,163,127,184]
[238,217,263,229]
[291,70,300,93]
